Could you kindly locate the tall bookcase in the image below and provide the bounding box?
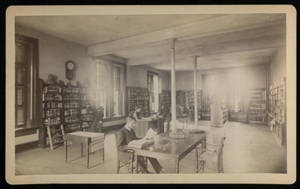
[267,77,286,145]
[248,88,266,123]
[127,87,150,118]
[79,87,94,131]
[38,79,64,149]
[61,84,82,133]
[38,79,94,149]
[185,90,202,120]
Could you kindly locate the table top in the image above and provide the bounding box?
[136,117,162,122]
[134,129,209,160]
[65,131,105,142]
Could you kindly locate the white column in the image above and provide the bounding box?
[170,39,177,134]
[193,56,198,129]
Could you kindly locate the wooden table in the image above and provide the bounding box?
[64,131,105,169]
[132,129,209,173]
[133,117,164,138]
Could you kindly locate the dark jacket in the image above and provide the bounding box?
[161,106,171,122]
[115,126,140,163]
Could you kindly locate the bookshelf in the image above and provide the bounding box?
[79,87,94,131]
[267,77,286,145]
[248,88,266,123]
[38,79,64,149]
[61,84,81,133]
[127,87,150,118]
[185,90,202,120]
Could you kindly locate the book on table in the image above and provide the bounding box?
[127,128,157,149]
[127,139,154,149]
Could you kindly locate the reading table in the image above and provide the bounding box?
[64,131,105,169]
[131,129,209,173]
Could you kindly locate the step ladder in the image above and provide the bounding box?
[46,124,65,150]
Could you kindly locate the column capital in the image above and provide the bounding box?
[168,38,176,49]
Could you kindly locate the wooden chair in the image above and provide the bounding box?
[195,133,226,173]
[115,133,146,174]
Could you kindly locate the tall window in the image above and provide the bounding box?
[96,63,106,117]
[148,72,159,113]
[113,65,124,116]
[15,34,39,129]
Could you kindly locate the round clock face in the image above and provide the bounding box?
[66,61,75,70]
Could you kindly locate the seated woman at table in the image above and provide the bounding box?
[115,116,163,174]
[132,105,143,120]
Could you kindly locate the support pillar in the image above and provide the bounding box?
[170,39,177,134]
[193,56,198,129]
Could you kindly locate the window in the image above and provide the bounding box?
[96,63,106,117]
[15,34,39,129]
[113,65,124,116]
[148,72,159,113]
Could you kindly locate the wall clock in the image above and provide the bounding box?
[65,61,75,80]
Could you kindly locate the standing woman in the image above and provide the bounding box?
[161,104,171,132]
[132,105,142,121]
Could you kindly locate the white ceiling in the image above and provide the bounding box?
[15,14,286,71]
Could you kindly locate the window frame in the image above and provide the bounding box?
[15,34,39,129]
[147,71,159,114]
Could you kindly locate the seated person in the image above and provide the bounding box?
[115,116,163,174]
[133,105,143,120]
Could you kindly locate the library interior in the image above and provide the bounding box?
[13,14,287,175]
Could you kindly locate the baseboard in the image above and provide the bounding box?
[16,141,39,152]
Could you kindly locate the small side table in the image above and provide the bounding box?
[65,131,105,169]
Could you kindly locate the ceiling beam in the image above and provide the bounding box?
[126,34,285,66]
[87,14,285,56]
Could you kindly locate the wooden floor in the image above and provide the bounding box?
[15,120,287,175]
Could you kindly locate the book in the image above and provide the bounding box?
[127,139,154,149]
[143,127,157,140]
[182,129,205,134]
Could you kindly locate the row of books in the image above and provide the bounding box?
[43,86,61,93]
[64,109,80,116]
[44,117,61,126]
[63,94,80,101]
[42,94,62,101]
[63,102,80,109]
[42,102,63,109]
[44,109,61,118]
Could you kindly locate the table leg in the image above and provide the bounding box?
[195,149,198,173]
[81,143,83,157]
[134,151,138,174]
[175,158,179,173]
[86,142,89,169]
[65,140,67,163]
[102,147,105,162]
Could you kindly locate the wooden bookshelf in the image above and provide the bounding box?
[248,88,266,123]
[185,90,202,120]
[38,79,64,148]
[127,87,150,118]
[267,77,286,145]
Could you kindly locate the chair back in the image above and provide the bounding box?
[217,133,226,173]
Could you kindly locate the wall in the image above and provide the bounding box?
[176,71,202,90]
[15,24,95,85]
[268,47,286,86]
[201,64,267,89]
[127,65,171,90]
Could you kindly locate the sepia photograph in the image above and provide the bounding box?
[6,5,296,184]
